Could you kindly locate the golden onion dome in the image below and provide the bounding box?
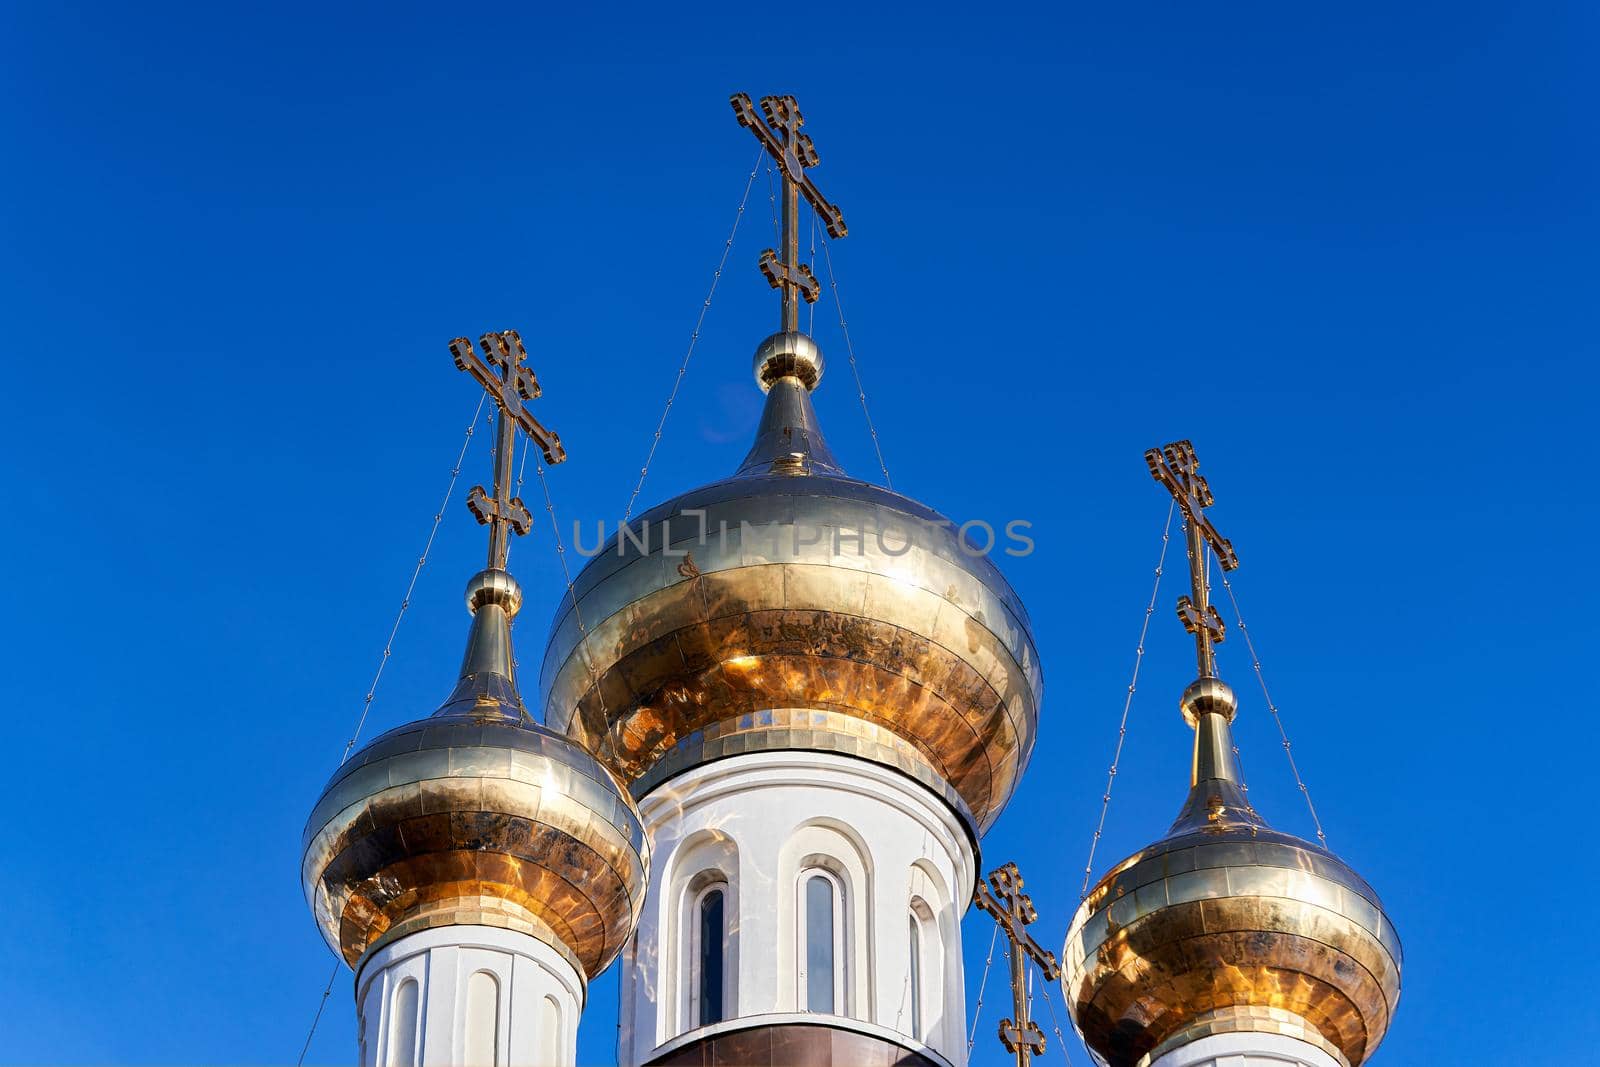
[1063,679,1401,1067]
[302,568,649,981]
[537,331,1042,836]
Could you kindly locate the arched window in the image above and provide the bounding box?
[799,869,846,1014]
[906,888,943,1048]
[689,884,727,1026]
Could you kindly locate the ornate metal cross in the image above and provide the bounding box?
[1146,439,1238,677]
[730,92,848,333]
[974,862,1060,1067]
[450,330,566,569]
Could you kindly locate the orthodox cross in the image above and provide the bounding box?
[974,862,1060,1067]
[449,330,566,569]
[1145,439,1238,678]
[730,92,848,333]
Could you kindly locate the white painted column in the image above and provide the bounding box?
[619,750,975,1067]
[355,924,584,1067]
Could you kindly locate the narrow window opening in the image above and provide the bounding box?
[697,887,725,1026]
[800,870,844,1014]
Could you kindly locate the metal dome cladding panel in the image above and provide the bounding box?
[538,473,1043,833]
[1063,826,1402,1067]
[301,710,649,978]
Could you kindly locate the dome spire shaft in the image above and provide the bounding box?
[731,93,847,333]
[447,331,567,687]
[735,341,844,477]
[1146,439,1261,830]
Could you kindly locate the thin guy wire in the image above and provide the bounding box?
[967,922,1001,1055]
[535,432,625,757]
[297,394,488,1065]
[621,148,764,524]
[818,232,892,487]
[807,211,818,335]
[1038,977,1079,1066]
[766,160,780,245]
[1079,500,1176,899]
[339,392,488,765]
[534,462,587,638]
[296,975,336,1067]
[503,421,533,569]
[1220,573,1329,848]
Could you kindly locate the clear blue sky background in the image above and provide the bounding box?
[2,2,1595,1063]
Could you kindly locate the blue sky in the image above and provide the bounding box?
[2,2,1596,1063]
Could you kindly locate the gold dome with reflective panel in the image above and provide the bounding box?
[538,331,1042,836]
[1063,679,1401,1067]
[302,568,650,980]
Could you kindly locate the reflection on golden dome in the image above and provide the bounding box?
[538,332,1043,834]
[1062,679,1401,1067]
[302,569,649,980]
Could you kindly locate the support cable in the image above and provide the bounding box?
[807,211,818,335]
[1219,574,1329,847]
[338,397,490,765]
[533,462,587,639]
[766,160,781,245]
[1038,977,1079,1066]
[1078,501,1176,899]
[621,149,764,524]
[966,923,1001,1056]
[817,233,892,488]
[296,395,490,1065]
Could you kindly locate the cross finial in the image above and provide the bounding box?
[450,331,566,570]
[1146,440,1238,678]
[974,862,1060,1067]
[731,92,848,334]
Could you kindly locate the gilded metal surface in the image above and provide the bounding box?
[1063,816,1403,1066]
[303,346,648,978]
[753,330,825,393]
[735,357,844,476]
[537,110,1037,832]
[1062,446,1400,1066]
[302,662,651,977]
[1178,676,1236,728]
[975,863,1059,1066]
[537,447,1042,833]
[538,326,1038,833]
[730,93,847,334]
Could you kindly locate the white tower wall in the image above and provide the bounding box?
[618,750,975,1067]
[1148,1029,1345,1067]
[355,925,584,1067]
